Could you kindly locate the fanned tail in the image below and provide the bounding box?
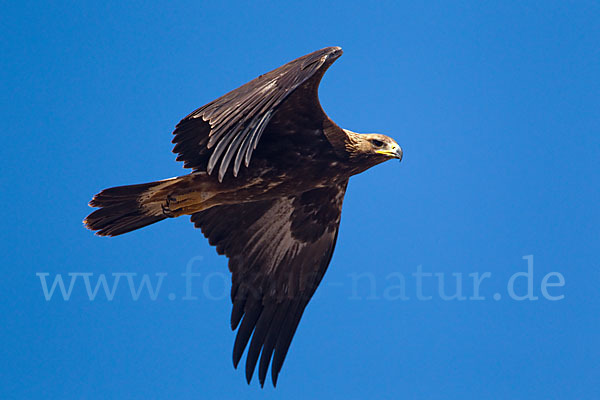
[84,180,170,237]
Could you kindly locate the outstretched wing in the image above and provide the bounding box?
[190,182,348,386]
[172,46,346,182]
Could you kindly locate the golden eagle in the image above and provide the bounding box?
[85,46,402,386]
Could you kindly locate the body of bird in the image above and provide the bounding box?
[85,46,402,387]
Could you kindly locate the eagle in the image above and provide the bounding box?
[85,46,402,387]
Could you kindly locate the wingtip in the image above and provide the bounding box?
[326,46,343,59]
[271,366,280,388]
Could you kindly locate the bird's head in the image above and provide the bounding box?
[343,130,403,169]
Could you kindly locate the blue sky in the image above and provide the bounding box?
[2,1,599,399]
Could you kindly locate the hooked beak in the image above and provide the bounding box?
[394,145,403,161]
[376,144,403,161]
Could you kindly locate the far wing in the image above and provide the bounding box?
[172,46,345,181]
[190,181,348,386]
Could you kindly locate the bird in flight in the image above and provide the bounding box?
[85,46,402,387]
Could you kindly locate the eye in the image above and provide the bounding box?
[370,139,384,148]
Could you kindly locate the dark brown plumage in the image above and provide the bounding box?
[84,46,402,387]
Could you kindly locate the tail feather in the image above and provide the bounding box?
[85,181,168,237]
